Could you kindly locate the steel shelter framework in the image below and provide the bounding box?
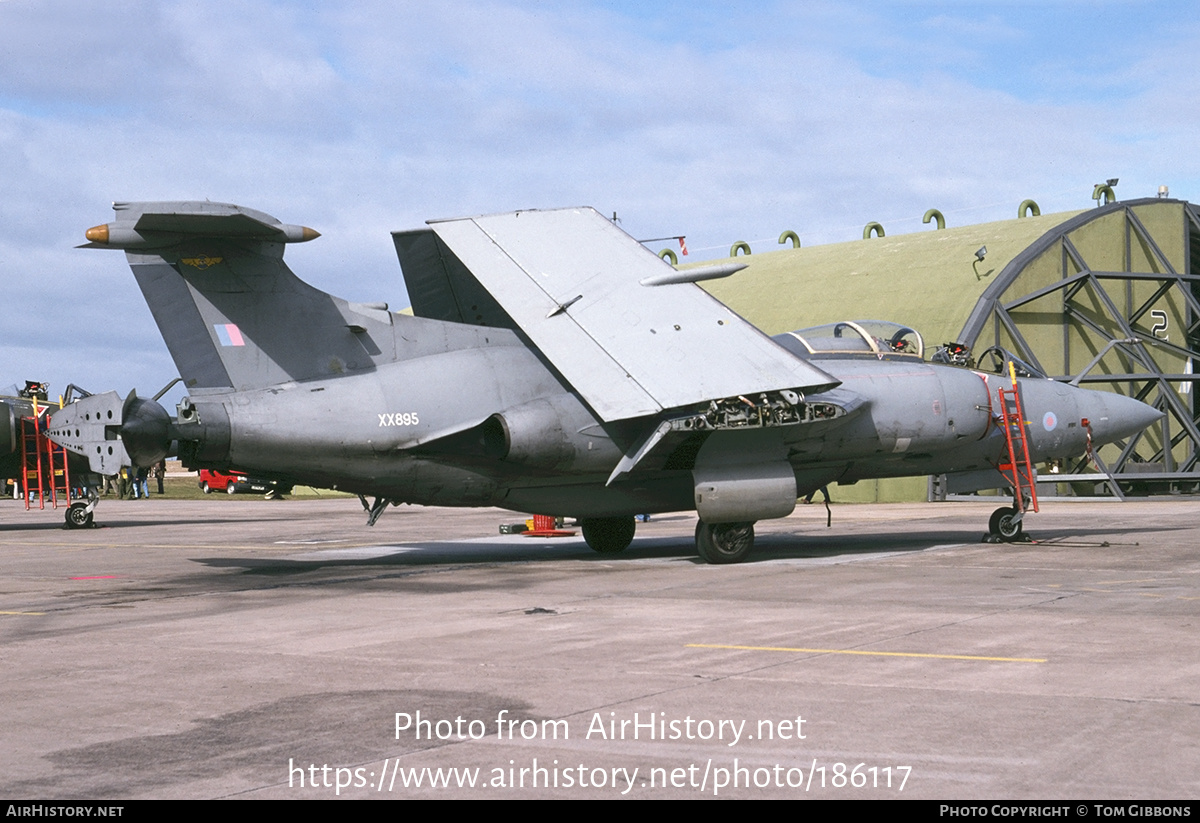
[957,198,1200,493]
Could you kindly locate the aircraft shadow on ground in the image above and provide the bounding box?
[189,519,1186,576]
[191,532,962,574]
[0,516,309,533]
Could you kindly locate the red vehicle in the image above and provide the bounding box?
[198,469,292,497]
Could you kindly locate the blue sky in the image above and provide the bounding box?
[2,0,1198,399]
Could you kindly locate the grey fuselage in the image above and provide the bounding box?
[177,321,1110,518]
[53,200,1159,526]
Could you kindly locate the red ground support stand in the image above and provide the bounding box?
[522,514,576,538]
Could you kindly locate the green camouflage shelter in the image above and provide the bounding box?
[697,197,1200,501]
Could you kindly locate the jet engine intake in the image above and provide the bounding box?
[480,394,621,472]
[483,397,575,469]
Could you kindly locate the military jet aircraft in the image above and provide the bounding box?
[48,201,1161,561]
[3,380,102,526]
[2,382,46,489]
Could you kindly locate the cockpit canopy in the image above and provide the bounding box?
[772,320,924,360]
[770,321,1047,380]
[975,346,1046,379]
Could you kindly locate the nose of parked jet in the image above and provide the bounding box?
[1079,389,1163,445]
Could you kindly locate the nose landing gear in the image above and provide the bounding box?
[988,506,1024,542]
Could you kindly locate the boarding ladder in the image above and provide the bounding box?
[18,401,71,511]
[996,383,1039,516]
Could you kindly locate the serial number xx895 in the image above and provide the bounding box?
[378,412,420,427]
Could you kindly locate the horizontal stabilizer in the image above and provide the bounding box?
[79,200,418,391]
[428,208,839,422]
[82,201,319,249]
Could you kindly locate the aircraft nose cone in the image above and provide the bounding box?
[1082,390,1163,444]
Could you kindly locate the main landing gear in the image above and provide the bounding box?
[580,516,636,554]
[578,515,760,564]
[576,518,753,563]
[695,521,755,564]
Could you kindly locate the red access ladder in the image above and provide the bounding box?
[18,402,71,511]
[996,385,1039,515]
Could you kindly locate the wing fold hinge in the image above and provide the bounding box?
[607,391,850,485]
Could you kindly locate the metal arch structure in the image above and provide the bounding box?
[957,197,1200,491]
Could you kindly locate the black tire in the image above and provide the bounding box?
[989,506,1023,541]
[200,482,212,494]
[226,483,238,495]
[695,521,755,564]
[65,502,93,529]
[581,516,636,554]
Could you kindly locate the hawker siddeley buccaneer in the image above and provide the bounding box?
[4,380,107,526]
[48,201,1161,560]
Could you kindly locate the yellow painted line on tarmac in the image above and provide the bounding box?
[0,611,46,616]
[687,643,1046,663]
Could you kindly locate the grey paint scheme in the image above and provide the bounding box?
[2,389,99,510]
[1,395,32,481]
[49,201,1163,559]
[426,209,839,421]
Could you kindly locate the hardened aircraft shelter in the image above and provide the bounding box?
[699,196,1200,501]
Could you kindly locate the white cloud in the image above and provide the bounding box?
[0,0,1197,396]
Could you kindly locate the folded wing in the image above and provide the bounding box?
[425,207,838,422]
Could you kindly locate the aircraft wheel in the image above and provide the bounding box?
[695,521,755,564]
[200,482,212,494]
[65,502,93,529]
[989,506,1023,542]
[581,516,636,554]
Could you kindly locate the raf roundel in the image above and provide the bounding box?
[1043,411,1058,432]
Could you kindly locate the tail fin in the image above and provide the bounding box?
[83,201,396,391]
